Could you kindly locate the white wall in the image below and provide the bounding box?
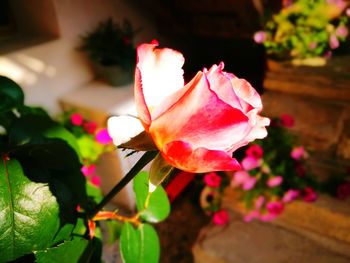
[0,0,159,115]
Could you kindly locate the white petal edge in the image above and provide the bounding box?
[107,115,145,146]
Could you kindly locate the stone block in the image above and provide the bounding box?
[193,211,350,263]
[223,188,350,256]
[262,91,345,153]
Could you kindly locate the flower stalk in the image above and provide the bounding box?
[88,150,158,218]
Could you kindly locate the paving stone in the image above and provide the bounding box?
[223,189,350,257]
[193,211,350,263]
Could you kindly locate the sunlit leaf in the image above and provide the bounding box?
[120,222,140,263]
[120,223,160,263]
[0,158,60,262]
[35,237,89,263]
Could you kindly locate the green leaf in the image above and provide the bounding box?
[137,224,160,263]
[120,222,140,263]
[149,153,174,192]
[120,223,160,263]
[0,158,60,262]
[35,237,90,263]
[8,114,81,161]
[0,76,24,113]
[133,171,170,223]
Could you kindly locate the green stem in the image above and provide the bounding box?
[89,151,158,218]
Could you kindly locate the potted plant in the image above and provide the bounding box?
[254,0,350,67]
[79,18,138,86]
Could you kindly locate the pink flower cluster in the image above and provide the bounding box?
[70,113,97,134]
[70,113,112,144]
[81,164,101,187]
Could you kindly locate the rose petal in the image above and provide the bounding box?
[150,72,249,152]
[162,140,241,173]
[135,42,185,127]
[107,115,145,146]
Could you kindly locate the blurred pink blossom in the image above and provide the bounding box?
[347,8,350,17]
[327,0,347,10]
[303,187,318,202]
[242,156,261,171]
[231,170,257,190]
[267,176,283,188]
[291,146,307,160]
[243,210,260,222]
[242,176,257,190]
[259,213,277,222]
[90,175,101,187]
[335,25,349,38]
[255,196,265,209]
[81,164,96,177]
[253,31,267,44]
[70,113,84,126]
[329,34,340,49]
[246,144,263,159]
[204,172,222,188]
[231,170,250,187]
[266,201,284,215]
[282,189,300,202]
[212,210,230,225]
[280,114,294,128]
[95,128,113,144]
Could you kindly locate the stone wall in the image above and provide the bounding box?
[262,56,350,179]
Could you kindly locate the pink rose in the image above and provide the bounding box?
[280,114,294,128]
[329,35,340,49]
[335,26,349,38]
[291,146,307,160]
[70,113,84,126]
[204,172,222,188]
[242,156,261,171]
[253,31,267,44]
[282,189,299,203]
[245,144,263,159]
[303,187,317,202]
[266,201,284,215]
[212,210,230,225]
[108,41,269,173]
[267,176,283,188]
[95,128,113,144]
